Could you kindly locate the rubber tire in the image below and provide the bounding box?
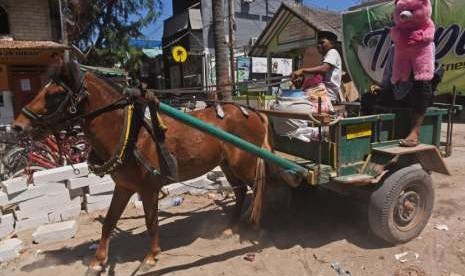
[368,165,434,244]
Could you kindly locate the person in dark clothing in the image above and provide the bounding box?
[363,45,443,147]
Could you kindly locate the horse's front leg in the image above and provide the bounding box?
[139,189,161,271]
[87,186,134,275]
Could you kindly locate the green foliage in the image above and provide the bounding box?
[67,0,162,71]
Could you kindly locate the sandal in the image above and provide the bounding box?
[399,139,419,147]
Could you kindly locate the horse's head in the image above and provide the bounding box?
[12,56,86,139]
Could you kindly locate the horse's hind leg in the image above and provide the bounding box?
[139,188,161,271]
[221,164,247,224]
[87,186,134,275]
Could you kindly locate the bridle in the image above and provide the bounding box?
[21,77,88,130]
[19,71,178,181]
[20,74,131,133]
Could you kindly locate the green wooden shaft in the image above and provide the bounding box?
[159,102,307,176]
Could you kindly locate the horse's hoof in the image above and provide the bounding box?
[85,266,103,276]
[138,260,157,273]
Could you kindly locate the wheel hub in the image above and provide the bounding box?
[396,191,420,224]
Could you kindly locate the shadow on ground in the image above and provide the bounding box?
[20,186,392,275]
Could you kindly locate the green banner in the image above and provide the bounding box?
[342,0,465,96]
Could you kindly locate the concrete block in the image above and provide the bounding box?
[17,188,70,217]
[162,176,215,196]
[48,212,61,223]
[0,214,14,239]
[85,193,113,204]
[67,174,112,190]
[47,197,81,223]
[0,191,8,206]
[1,177,28,195]
[7,185,47,205]
[15,215,49,232]
[32,220,78,244]
[0,238,23,262]
[60,204,82,221]
[32,163,89,185]
[88,181,115,195]
[161,182,191,197]
[85,199,112,213]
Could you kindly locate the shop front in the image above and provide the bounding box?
[0,40,66,123]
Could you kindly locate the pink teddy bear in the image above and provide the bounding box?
[390,0,436,83]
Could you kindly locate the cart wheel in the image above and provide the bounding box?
[368,166,434,244]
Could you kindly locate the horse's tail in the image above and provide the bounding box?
[249,113,273,225]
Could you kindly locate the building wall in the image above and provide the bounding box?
[1,0,53,40]
[219,0,292,48]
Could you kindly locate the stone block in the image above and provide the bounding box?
[0,214,14,239]
[0,191,8,206]
[161,182,191,197]
[88,181,115,195]
[1,177,28,195]
[17,188,70,217]
[32,220,78,244]
[67,174,112,190]
[7,185,47,205]
[47,197,81,223]
[85,193,113,204]
[0,238,23,262]
[15,215,49,232]
[60,204,82,221]
[32,163,89,185]
[48,212,62,223]
[85,199,112,213]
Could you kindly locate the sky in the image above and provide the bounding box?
[142,0,359,41]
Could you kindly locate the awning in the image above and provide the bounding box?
[0,40,68,65]
[0,40,68,50]
[249,3,342,57]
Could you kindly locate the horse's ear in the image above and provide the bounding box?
[45,52,65,79]
[70,44,89,63]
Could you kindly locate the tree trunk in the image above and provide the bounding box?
[212,0,231,101]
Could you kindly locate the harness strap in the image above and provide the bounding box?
[145,95,179,181]
[88,104,135,177]
[21,107,42,121]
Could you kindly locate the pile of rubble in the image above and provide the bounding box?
[0,163,227,262]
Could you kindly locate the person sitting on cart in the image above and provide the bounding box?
[291,31,343,104]
[367,45,443,147]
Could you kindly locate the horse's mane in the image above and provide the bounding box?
[52,61,125,95]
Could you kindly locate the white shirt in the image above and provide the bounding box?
[322,49,342,102]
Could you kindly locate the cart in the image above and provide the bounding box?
[260,104,458,244]
[159,100,458,244]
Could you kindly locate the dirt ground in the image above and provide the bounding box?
[1,124,465,276]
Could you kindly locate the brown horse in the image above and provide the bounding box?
[12,61,272,274]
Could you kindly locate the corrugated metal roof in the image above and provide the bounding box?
[249,3,342,57]
[0,40,68,49]
[79,64,127,77]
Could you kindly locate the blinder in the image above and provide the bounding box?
[21,76,87,129]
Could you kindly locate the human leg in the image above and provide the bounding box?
[400,81,432,147]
